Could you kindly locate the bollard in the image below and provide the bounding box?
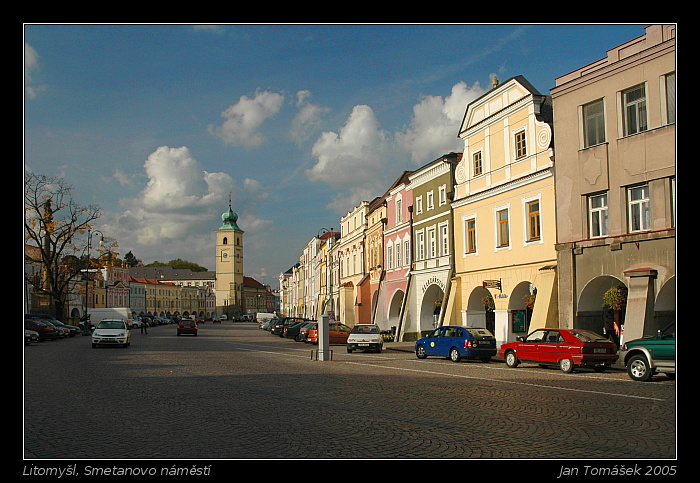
[317,314,330,361]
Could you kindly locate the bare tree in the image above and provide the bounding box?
[24,172,102,319]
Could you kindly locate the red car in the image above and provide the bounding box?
[499,328,618,373]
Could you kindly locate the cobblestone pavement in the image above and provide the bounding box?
[23,322,676,463]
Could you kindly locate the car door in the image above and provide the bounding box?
[441,327,459,356]
[537,330,566,363]
[653,323,675,361]
[519,329,548,362]
[423,328,443,356]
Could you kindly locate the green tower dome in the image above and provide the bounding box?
[220,205,241,231]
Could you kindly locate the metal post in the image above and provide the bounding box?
[317,314,330,361]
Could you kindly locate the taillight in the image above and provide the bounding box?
[464,340,473,349]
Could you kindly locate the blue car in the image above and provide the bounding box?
[415,326,497,362]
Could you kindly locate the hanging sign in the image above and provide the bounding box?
[482,279,502,291]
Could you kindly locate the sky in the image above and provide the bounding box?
[24,23,650,287]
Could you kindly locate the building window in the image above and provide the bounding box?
[396,242,401,268]
[583,99,605,147]
[417,231,425,260]
[473,151,483,176]
[628,184,650,232]
[515,130,527,159]
[588,193,608,238]
[396,198,402,223]
[427,227,436,259]
[404,240,410,266]
[465,218,477,254]
[526,200,541,241]
[387,245,393,270]
[427,191,434,211]
[416,196,423,214]
[665,72,675,124]
[622,84,647,136]
[440,223,449,256]
[439,185,447,206]
[497,209,510,247]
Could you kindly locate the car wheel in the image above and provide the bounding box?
[449,347,461,363]
[505,351,519,368]
[295,334,303,342]
[376,345,383,353]
[559,358,575,373]
[416,344,427,359]
[347,347,353,353]
[627,354,653,382]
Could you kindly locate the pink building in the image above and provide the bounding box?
[373,171,413,333]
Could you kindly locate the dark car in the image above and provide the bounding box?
[46,319,80,337]
[271,317,309,336]
[298,322,316,342]
[415,326,496,362]
[25,319,58,341]
[620,322,675,382]
[25,314,81,337]
[177,319,198,336]
[283,321,313,340]
[499,328,618,373]
[25,330,39,345]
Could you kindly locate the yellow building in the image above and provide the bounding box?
[448,76,557,345]
[214,202,245,318]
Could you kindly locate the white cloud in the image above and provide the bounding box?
[24,43,47,99]
[100,145,272,268]
[208,90,284,147]
[290,90,330,145]
[396,81,486,163]
[306,104,388,188]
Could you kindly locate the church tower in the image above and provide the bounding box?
[215,200,244,317]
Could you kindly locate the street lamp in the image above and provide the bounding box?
[82,228,104,335]
[318,228,334,318]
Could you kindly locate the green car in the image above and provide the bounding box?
[620,322,675,382]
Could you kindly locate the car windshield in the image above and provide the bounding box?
[570,330,608,342]
[97,321,125,329]
[351,325,379,334]
[466,328,493,338]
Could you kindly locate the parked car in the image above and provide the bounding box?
[283,321,313,340]
[131,318,143,328]
[51,324,70,338]
[415,326,496,362]
[271,317,308,336]
[347,324,384,353]
[47,319,80,337]
[307,322,352,345]
[25,329,39,345]
[92,319,131,348]
[213,317,222,324]
[25,319,58,341]
[499,328,618,373]
[177,319,198,336]
[26,314,80,337]
[620,322,675,382]
[298,322,316,342]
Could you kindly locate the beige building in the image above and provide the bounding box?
[551,24,675,344]
[449,76,557,346]
[337,201,370,327]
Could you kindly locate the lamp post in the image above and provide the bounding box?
[318,228,334,318]
[82,228,104,335]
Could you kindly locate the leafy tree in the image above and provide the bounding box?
[124,251,142,267]
[146,259,207,272]
[24,172,102,319]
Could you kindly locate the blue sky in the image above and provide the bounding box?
[24,23,648,287]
